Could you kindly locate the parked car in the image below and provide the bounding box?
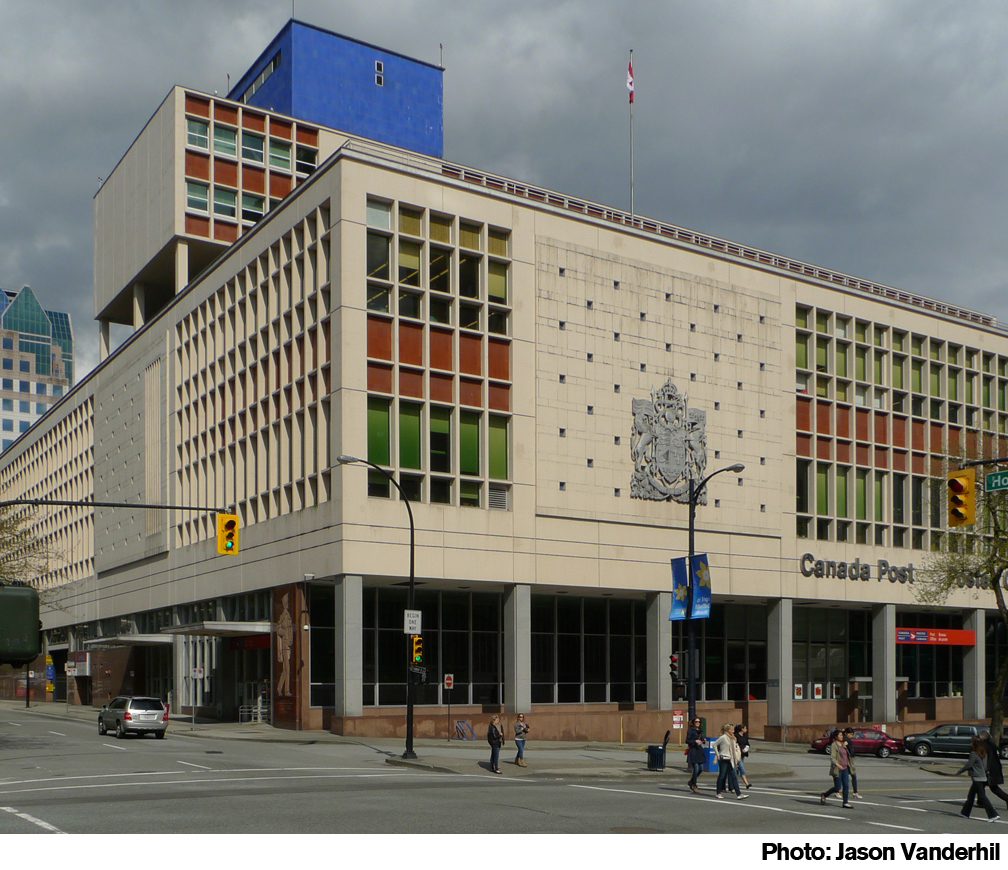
[902,723,1008,758]
[98,696,168,739]
[810,727,903,758]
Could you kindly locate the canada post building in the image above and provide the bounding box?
[3,19,1007,739]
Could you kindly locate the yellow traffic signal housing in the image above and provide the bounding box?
[947,467,976,528]
[411,634,423,664]
[216,512,240,554]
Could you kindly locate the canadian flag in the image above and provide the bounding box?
[627,58,634,103]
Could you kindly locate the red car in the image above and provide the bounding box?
[810,727,903,758]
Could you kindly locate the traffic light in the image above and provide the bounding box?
[947,467,976,528]
[216,512,239,554]
[669,653,679,681]
[0,584,40,667]
[411,634,424,665]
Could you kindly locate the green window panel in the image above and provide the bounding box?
[947,370,958,402]
[873,354,884,385]
[399,240,421,287]
[892,359,904,390]
[816,338,829,372]
[836,346,848,378]
[874,474,885,522]
[430,407,451,473]
[399,207,422,237]
[795,335,808,370]
[488,261,508,304]
[911,360,923,394]
[399,403,421,469]
[796,460,810,514]
[460,411,480,476]
[816,464,829,515]
[855,470,868,521]
[855,347,867,382]
[836,468,848,518]
[213,125,237,157]
[930,364,941,397]
[367,397,390,466]
[795,307,809,329]
[489,415,508,480]
[460,480,481,507]
[367,232,390,281]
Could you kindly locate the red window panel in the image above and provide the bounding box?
[796,433,812,457]
[912,452,926,474]
[296,126,319,146]
[429,327,453,371]
[874,446,888,469]
[815,401,831,435]
[244,165,266,194]
[796,397,812,431]
[459,334,482,376]
[835,405,850,439]
[215,159,238,188]
[185,150,210,180]
[399,323,423,367]
[430,373,453,403]
[816,437,831,460]
[874,412,888,445]
[855,409,870,442]
[185,94,210,117]
[911,419,925,451]
[930,455,945,477]
[460,378,482,407]
[214,103,239,125]
[367,316,392,361]
[367,363,392,394]
[270,173,292,199]
[488,338,510,381]
[242,111,266,133]
[856,444,870,466]
[891,415,907,449]
[270,119,292,140]
[488,382,510,412]
[947,427,961,457]
[835,440,851,464]
[929,422,944,452]
[399,368,423,399]
[185,214,210,237]
[892,450,907,472]
[213,221,238,243]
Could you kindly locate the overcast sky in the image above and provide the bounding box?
[4,0,1008,380]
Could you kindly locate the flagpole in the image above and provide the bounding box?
[629,49,634,220]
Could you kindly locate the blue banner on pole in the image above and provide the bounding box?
[689,553,712,620]
[669,557,688,621]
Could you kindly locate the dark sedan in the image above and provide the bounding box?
[810,727,903,758]
[902,723,1008,758]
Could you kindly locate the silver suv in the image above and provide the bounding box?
[98,696,168,739]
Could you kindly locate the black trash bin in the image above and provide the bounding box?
[647,744,666,771]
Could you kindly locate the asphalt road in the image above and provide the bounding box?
[1,706,1006,839]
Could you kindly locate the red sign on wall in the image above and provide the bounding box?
[895,628,976,646]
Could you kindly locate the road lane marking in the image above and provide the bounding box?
[102,743,127,751]
[48,731,66,737]
[570,783,848,821]
[867,821,925,832]
[0,805,66,834]
[177,761,212,770]
[7,722,21,727]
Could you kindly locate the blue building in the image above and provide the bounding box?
[0,286,73,451]
[229,19,444,158]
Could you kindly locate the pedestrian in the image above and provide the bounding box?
[685,716,706,793]
[956,735,1000,822]
[513,713,530,767]
[979,730,1008,810]
[487,713,504,774]
[734,723,752,789]
[820,729,852,808]
[842,728,862,799]
[714,723,748,800]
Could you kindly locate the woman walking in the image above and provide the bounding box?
[734,723,752,789]
[956,735,1000,822]
[487,714,505,774]
[714,723,748,800]
[513,713,530,766]
[980,730,1008,810]
[685,717,707,793]
[820,730,852,808]
[842,728,862,799]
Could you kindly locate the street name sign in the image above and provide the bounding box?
[986,470,1008,492]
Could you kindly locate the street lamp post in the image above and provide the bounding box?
[685,462,745,724]
[337,454,418,759]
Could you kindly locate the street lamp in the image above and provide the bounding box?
[685,462,745,724]
[337,454,418,759]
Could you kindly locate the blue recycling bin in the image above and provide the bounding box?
[704,740,719,773]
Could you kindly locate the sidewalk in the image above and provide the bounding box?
[1,699,794,781]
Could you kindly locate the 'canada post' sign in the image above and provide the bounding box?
[800,553,915,583]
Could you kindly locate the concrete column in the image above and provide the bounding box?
[646,592,673,711]
[503,584,531,713]
[99,320,111,361]
[175,239,189,294]
[767,598,793,727]
[132,282,146,329]
[334,574,363,717]
[871,604,897,723]
[962,608,986,720]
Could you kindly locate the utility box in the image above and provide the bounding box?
[0,585,40,667]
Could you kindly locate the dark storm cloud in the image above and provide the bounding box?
[4,1,1008,378]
